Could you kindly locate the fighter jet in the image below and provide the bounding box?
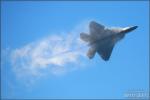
[80,21,138,61]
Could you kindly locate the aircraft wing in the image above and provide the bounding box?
[89,21,105,37]
[97,43,114,61]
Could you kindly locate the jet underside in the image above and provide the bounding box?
[80,21,138,61]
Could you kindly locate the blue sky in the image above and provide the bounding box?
[1,1,149,99]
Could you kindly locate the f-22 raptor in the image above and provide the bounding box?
[80,21,138,61]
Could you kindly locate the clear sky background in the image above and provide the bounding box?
[1,1,149,99]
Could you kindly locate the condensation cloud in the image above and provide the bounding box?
[9,20,90,83]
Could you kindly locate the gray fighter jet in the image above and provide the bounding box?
[80,21,138,61]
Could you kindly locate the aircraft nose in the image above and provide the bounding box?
[126,26,138,33]
[131,26,138,30]
[120,25,138,34]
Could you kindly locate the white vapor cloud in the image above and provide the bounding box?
[10,20,90,82]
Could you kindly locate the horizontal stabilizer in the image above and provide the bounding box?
[80,33,91,42]
[87,47,96,59]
